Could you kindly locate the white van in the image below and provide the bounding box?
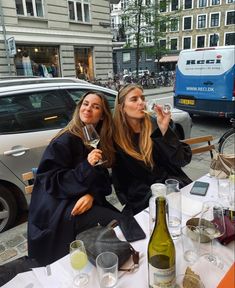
[174,46,235,118]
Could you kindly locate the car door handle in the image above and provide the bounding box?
[203,81,213,85]
[4,147,30,156]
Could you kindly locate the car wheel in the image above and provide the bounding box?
[0,186,17,232]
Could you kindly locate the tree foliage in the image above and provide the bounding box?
[121,0,180,74]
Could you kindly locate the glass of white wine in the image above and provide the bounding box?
[198,201,225,269]
[82,124,106,166]
[70,240,89,287]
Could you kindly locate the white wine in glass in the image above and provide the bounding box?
[70,240,89,287]
[82,124,106,165]
[199,201,225,269]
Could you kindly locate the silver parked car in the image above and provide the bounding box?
[0,77,192,232]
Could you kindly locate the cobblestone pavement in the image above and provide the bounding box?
[0,85,212,266]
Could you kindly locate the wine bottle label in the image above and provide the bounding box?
[148,263,175,288]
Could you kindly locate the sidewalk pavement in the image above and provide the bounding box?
[0,85,210,266]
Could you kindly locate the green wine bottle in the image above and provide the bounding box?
[148,196,176,288]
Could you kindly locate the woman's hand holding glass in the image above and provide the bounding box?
[82,124,107,166]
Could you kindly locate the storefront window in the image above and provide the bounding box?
[74,47,93,80]
[14,46,60,77]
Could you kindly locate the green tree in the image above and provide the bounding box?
[121,0,180,75]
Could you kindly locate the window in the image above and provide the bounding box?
[145,32,153,43]
[209,34,219,46]
[197,15,207,28]
[159,20,167,32]
[0,91,75,133]
[170,18,179,31]
[122,52,131,63]
[15,0,44,17]
[170,38,178,50]
[159,0,167,12]
[225,32,235,45]
[15,46,60,77]
[197,35,205,47]
[226,11,235,25]
[211,0,220,5]
[121,0,128,9]
[183,16,192,30]
[159,39,166,49]
[68,0,90,22]
[184,0,192,9]
[183,37,191,49]
[210,13,220,27]
[171,0,179,10]
[198,0,207,7]
[227,0,235,3]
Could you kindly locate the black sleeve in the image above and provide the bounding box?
[151,126,192,167]
[34,136,111,200]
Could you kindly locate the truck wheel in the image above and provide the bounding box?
[0,186,17,232]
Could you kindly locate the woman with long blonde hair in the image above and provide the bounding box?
[112,84,192,215]
[28,91,122,266]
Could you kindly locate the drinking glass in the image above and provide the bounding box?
[165,179,182,239]
[229,168,235,209]
[82,124,106,166]
[144,99,172,115]
[199,201,225,269]
[96,252,118,288]
[217,178,230,207]
[149,183,167,236]
[181,225,200,264]
[70,240,89,287]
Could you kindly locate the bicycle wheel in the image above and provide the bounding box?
[218,129,235,154]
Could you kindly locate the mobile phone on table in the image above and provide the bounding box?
[189,181,209,196]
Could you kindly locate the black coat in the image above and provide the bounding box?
[28,132,112,265]
[112,125,192,215]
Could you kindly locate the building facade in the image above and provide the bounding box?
[111,0,235,75]
[0,0,115,80]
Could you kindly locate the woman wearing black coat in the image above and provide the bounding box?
[28,91,122,266]
[112,84,192,215]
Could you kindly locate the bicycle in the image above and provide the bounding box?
[218,118,235,154]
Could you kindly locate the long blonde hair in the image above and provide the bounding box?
[54,91,115,167]
[113,84,154,168]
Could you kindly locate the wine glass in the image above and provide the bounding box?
[70,240,89,287]
[144,99,172,115]
[82,124,106,166]
[198,201,225,269]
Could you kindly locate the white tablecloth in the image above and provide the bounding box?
[3,174,235,287]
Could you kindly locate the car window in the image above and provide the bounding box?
[0,90,76,134]
[66,88,116,110]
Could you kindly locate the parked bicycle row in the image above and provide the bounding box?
[88,71,175,91]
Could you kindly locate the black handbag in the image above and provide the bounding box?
[76,222,139,272]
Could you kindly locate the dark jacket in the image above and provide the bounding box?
[112,124,192,215]
[28,132,112,265]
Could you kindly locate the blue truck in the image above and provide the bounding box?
[174,46,235,118]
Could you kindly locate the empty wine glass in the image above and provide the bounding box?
[82,124,106,166]
[199,201,225,269]
[144,99,172,115]
[70,240,89,287]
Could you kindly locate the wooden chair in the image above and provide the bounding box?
[182,135,215,158]
[22,168,37,194]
